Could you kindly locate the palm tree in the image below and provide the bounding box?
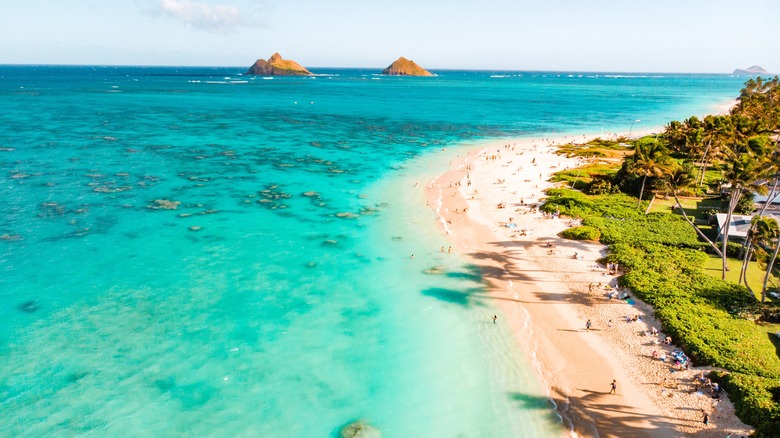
[682,117,704,162]
[718,137,772,279]
[632,140,670,208]
[733,77,780,133]
[738,216,779,292]
[761,228,780,302]
[666,163,723,257]
[664,120,687,153]
[738,174,780,285]
[697,115,732,187]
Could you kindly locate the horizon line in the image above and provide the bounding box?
[1,63,773,76]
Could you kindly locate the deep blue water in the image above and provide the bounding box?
[0,65,746,436]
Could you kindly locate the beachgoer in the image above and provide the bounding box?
[493,315,497,324]
[586,319,592,331]
[703,411,709,425]
[448,246,452,253]
[607,319,612,328]
[610,379,617,394]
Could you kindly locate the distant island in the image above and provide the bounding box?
[381,57,434,76]
[733,65,770,75]
[246,53,312,76]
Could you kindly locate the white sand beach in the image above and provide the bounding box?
[425,133,754,437]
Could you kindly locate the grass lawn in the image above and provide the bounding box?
[757,321,780,360]
[703,255,780,301]
[549,163,619,189]
[647,196,724,218]
[555,138,633,160]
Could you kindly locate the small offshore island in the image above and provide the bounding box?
[733,65,771,75]
[246,53,312,76]
[381,57,434,76]
[244,53,434,76]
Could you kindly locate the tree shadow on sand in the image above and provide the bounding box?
[508,388,688,437]
[459,241,619,307]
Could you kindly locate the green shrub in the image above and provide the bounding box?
[586,176,620,195]
[712,371,780,437]
[561,226,601,241]
[715,241,744,258]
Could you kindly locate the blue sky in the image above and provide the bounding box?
[2,0,779,72]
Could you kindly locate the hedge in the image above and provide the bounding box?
[712,371,780,437]
[560,225,601,241]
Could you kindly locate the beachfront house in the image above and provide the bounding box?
[754,193,780,212]
[715,212,780,242]
[715,213,754,242]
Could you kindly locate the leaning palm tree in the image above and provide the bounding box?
[761,227,780,302]
[738,173,780,284]
[632,140,671,208]
[666,163,723,257]
[718,137,772,279]
[738,216,779,291]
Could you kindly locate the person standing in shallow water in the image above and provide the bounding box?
[492,315,497,324]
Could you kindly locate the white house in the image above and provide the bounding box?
[715,213,754,241]
[716,212,780,241]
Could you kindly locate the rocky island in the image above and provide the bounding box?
[733,65,770,75]
[381,57,434,76]
[246,53,312,76]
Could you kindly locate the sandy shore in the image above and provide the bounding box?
[425,134,753,437]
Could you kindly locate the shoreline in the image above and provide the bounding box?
[424,131,753,437]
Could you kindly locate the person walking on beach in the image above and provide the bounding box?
[586,319,592,331]
[609,379,617,394]
[703,411,709,425]
[492,315,497,324]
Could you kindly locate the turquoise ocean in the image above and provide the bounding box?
[0,66,745,436]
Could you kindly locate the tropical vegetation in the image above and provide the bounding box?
[545,76,780,436]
